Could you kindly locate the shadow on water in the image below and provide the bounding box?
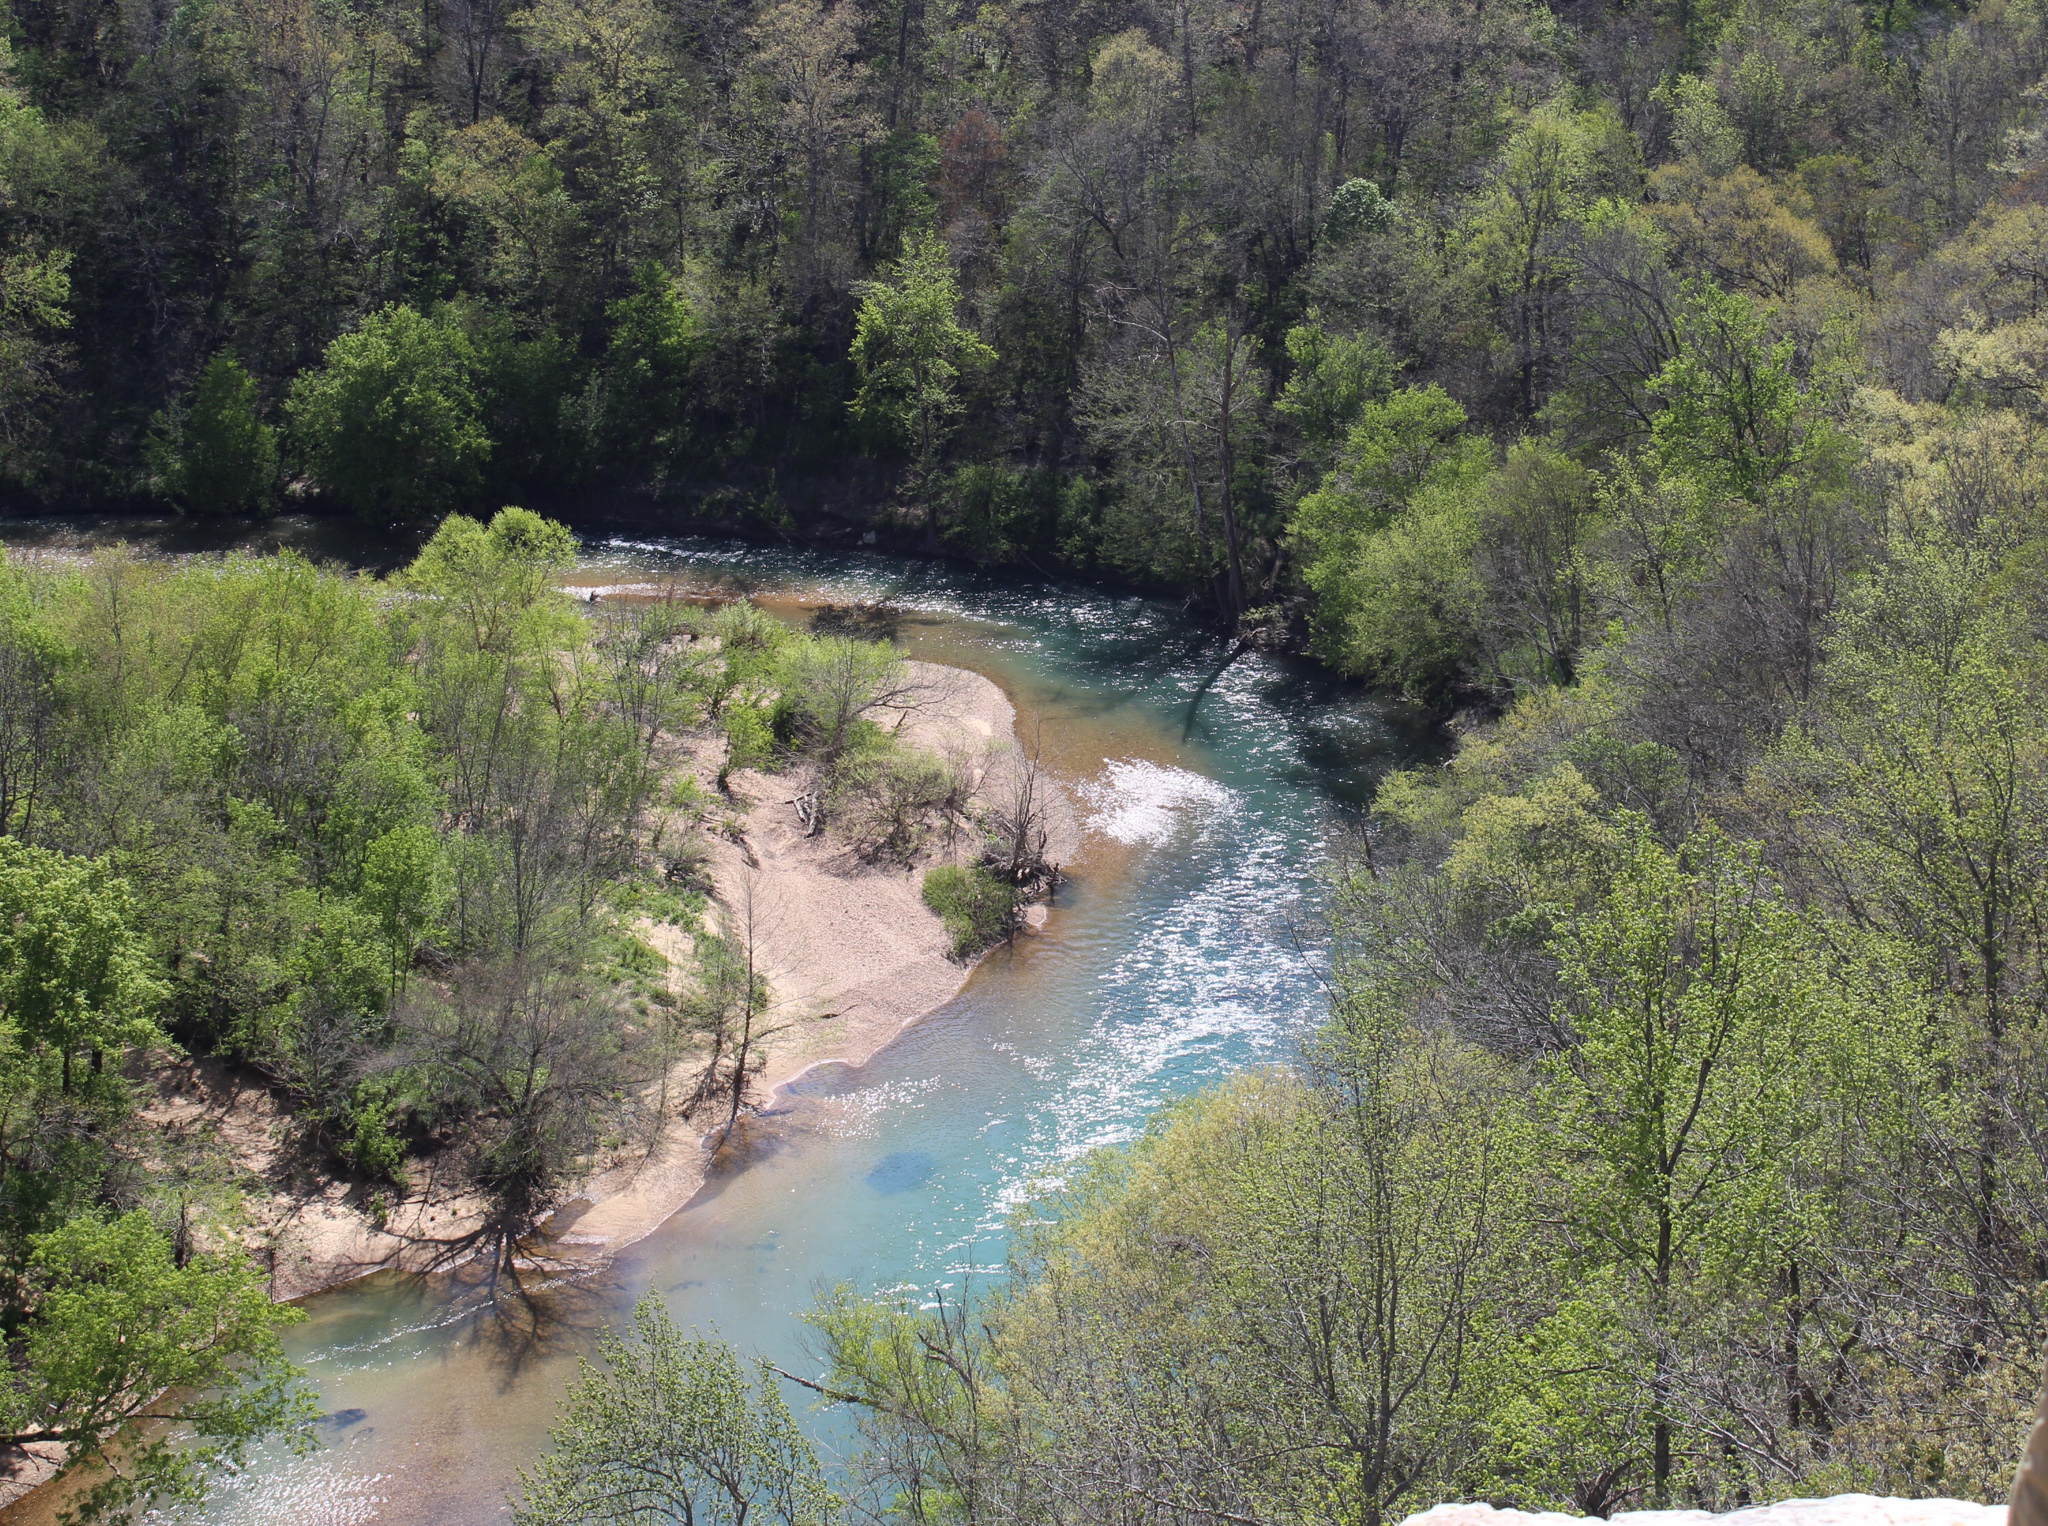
[865,1151,939,1194]
[0,511,432,571]
[808,601,910,641]
[468,1264,629,1383]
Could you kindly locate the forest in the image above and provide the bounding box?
[0,0,2045,1515]
[0,0,2028,653]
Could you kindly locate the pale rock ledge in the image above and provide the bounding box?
[1400,1497,2005,1526]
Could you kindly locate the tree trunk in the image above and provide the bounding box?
[1216,328,1247,624]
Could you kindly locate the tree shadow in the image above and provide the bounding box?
[810,601,906,641]
[464,1256,624,1386]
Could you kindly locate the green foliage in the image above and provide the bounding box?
[599,262,702,468]
[1276,319,1398,471]
[514,1293,831,1526]
[403,505,579,655]
[1324,178,1396,243]
[943,462,1042,559]
[0,0,2030,635]
[1292,389,1495,696]
[152,356,278,516]
[774,636,911,773]
[339,1077,412,1183]
[4,1211,314,1524]
[1649,282,1805,506]
[1540,821,1834,1294]
[921,863,1016,956]
[287,304,491,522]
[0,842,165,1091]
[1292,385,1487,544]
[361,821,450,999]
[850,231,997,529]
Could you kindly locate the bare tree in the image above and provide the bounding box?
[684,867,791,1142]
[982,731,1056,888]
[447,0,509,124]
[399,956,656,1289]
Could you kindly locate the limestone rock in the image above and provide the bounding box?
[1399,1496,2007,1526]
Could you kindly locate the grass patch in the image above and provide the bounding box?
[922,864,1018,958]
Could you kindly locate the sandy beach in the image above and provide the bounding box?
[166,659,1076,1303]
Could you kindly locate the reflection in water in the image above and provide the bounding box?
[0,535,1437,1526]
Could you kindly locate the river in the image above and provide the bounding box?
[0,531,1436,1526]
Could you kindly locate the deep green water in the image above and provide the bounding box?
[1,533,1437,1525]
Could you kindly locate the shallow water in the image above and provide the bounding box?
[0,535,1437,1526]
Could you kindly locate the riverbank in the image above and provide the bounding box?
[147,658,1075,1307]
[558,659,1079,1256]
[0,655,1076,1517]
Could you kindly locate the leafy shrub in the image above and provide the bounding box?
[719,705,776,786]
[835,748,971,864]
[341,1079,410,1184]
[921,864,1016,958]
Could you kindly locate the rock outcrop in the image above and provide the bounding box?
[1400,1497,2006,1526]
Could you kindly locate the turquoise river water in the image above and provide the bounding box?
[1,534,1436,1526]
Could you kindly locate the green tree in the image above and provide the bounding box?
[776,636,917,780]
[1762,529,2048,1353]
[1474,444,1602,688]
[287,304,491,523]
[0,1211,313,1525]
[849,231,996,544]
[1292,385,1488,545]
[513,1293,832,1526]
[599,262,701,470]
[1462,102,1638,416]
[402,505,579,657]
[0,842,163,1092]
[1275,317,1397,475]
[1538,821,1836,1505]
[0,39,82,481]
[1648,283,1802,508]
[1291,389,1494,694]
[155,356,278,516]
[361,821,450,1001]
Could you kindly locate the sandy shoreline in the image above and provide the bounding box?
[557,659,1077,1260]
[191,659,1070,1303]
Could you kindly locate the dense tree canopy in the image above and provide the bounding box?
[0,0,2028,644]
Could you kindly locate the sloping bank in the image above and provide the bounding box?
[253,659,1075,1299]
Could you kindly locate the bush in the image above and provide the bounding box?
[835,747,970,864]
[719,704,775,786]
[341,1077,412,1184]
[287,303,490,522]
[921,863,1016,958]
